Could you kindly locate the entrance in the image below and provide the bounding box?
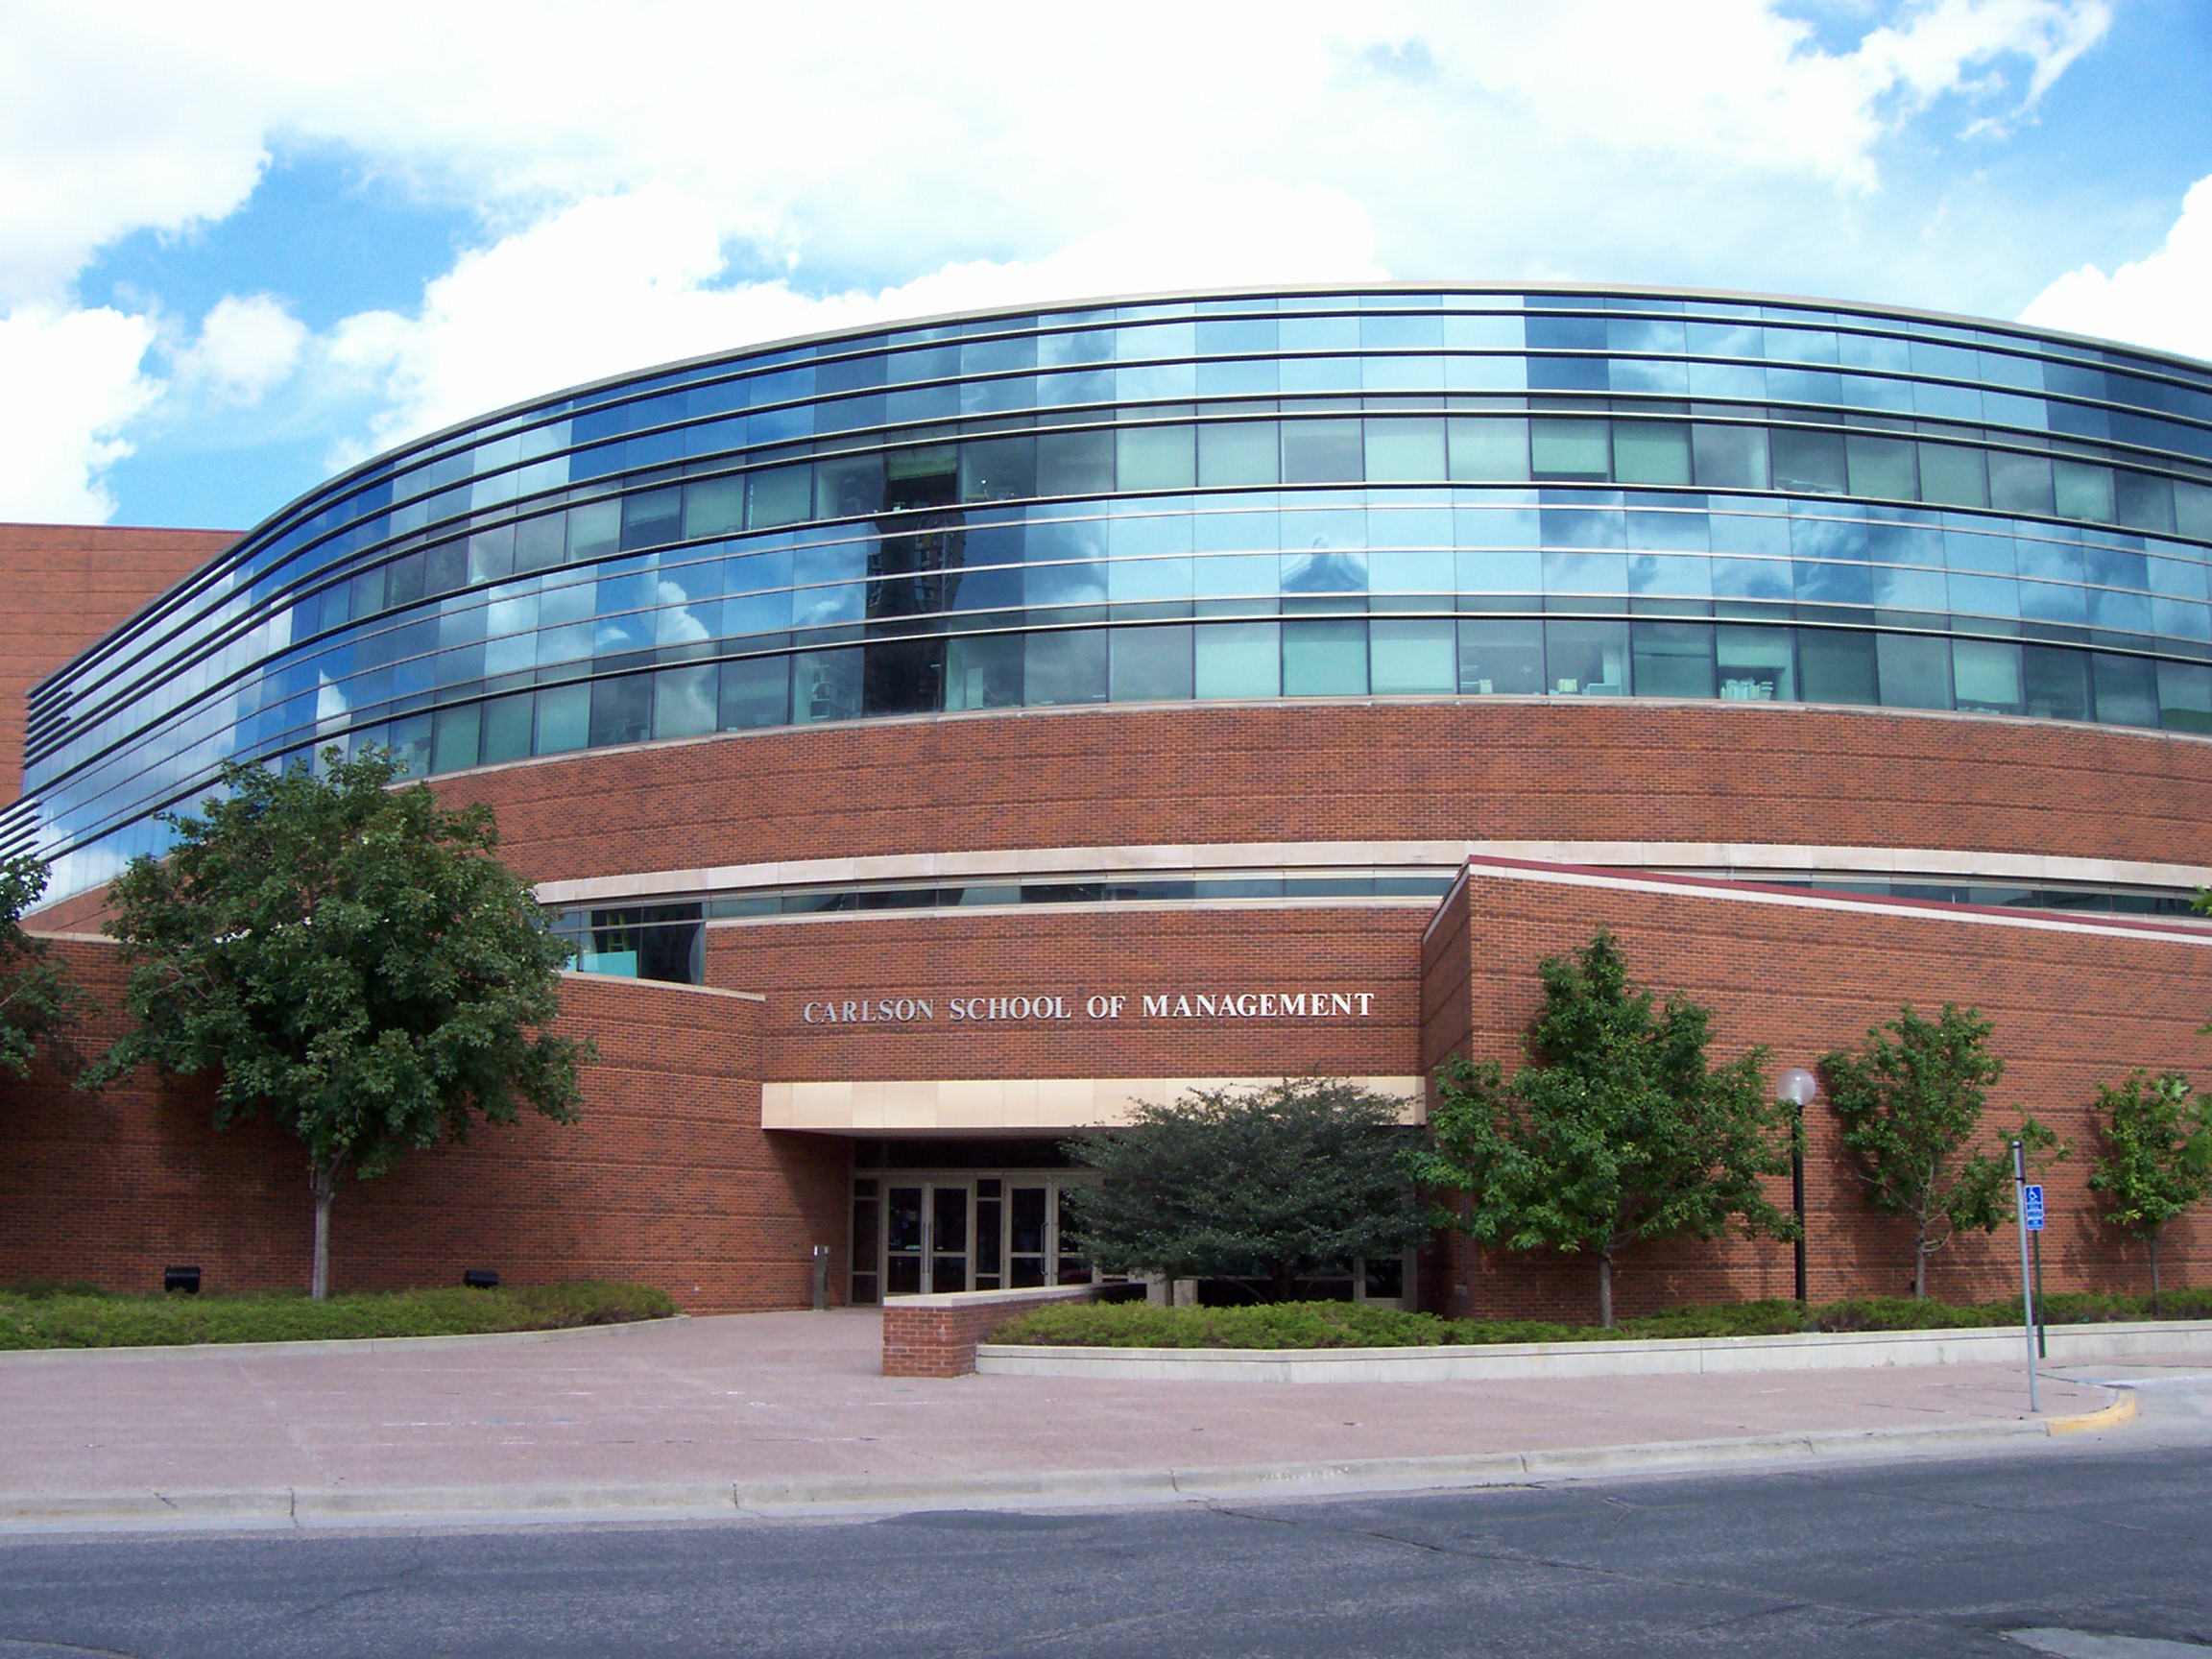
[850,1170,1093,1304]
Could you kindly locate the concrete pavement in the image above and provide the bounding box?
[0,1309,2180,1529]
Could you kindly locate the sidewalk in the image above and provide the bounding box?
[0,1309,2173,1528]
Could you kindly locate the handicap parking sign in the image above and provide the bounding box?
[2022,1184,2045,1231]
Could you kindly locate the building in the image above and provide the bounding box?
[4,284,2210,1320]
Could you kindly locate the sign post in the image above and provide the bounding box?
[2023,1182,2048,1359]
[2014,1142,2038,1413]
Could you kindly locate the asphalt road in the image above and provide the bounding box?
[2,1424,2208,1659]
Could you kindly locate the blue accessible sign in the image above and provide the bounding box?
[2022,1184,2045,1231]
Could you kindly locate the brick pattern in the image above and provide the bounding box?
[424,700,2212,890]
[1418,864,2212,1323]
[881,1285,1099,1378]
[0,942,848,1312]
[0,522,234,797]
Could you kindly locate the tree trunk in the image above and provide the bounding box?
[2150,1234,2162,1316]
[310,1165,336,1301]
[1269,1261,1295,1304]
[1913,1235,1928,1302]
[1598,1254,1614,1330]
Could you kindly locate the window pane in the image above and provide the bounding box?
[621,487,682,551]
[2156,659,2212,733]
[1769,427,1846,494]
[430,704,480,774]
[719,655,790,729]
[1458,618,1545,693]
[589,674,653,746]
[1845,435,1916,500]
[1283,618,1367,695]
[814,454,885,519]
[2176,481,2212,541]
[1631,621,1716,698]
[1718,624,1794,701]
[1369,619,1455,693]
[1110,624,1193,701]
[1952,638,2022,713]
[1282,419,1363,485]
[1988,451,2055,517]
[1692,424,1768,491]
[1916,443,1987,508]
[2117,471,2176,534]
[2054,460,2116,523]
[960,436,1036,503]
[1613,421,1691,486]
[1801,629,1879,705]
[1117,425,1195,492]
[1038,429,1116,496]
[480,690,534,763]
[1875,633,1952,709]
[566,499,620,563]
[2023,644,2088,721]
[515,513,566,574]
[1197,421,1280,488]
[1195,621,1280,698]
[2091,652,2158,727]
[535,681,590,754]
[1447,417,1529,482]
[653,663,718,738]
[1544,619,1627,694]
[1363,418,1447,483]
[749,465,814,528]
[1530,418,1611,481]
[794,648,861,722]
[1023,629,1109,705]
[946,635,1024,709]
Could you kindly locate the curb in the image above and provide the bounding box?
[0,1315,692,1364]
[0,1401,2138,1532]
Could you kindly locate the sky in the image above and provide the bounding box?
[1,0,2208,533]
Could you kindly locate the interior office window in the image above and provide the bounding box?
[1448,417,1530,482]
[1988,452,2056,517]
[720,654,790,730]
[1530,418,1612,482]
[2116,471,2176,534]
[1875,633,1953,709]
[1369,619,1455,693]
[1692,424,1768,491]
[2155,659,2212,733]
[589,674,653,747]
[1769,427,1847,495]
[387,712,432,777]
[567,498,621,563]
[534,681,590,753]
[621,487,683,552]
[1917,443,1987,509]
[1457,618,1545,693]
[1363,418,1447,483]
[1023,629,1109,705]
[1845,435,1917,501]
[1631,621,1717,699]
[479,691,535,763]
[2023,644,2090,721]
[794,648,862,723]
[1198,421,1280,488]
[1118,424,1195,492]
[945,634,1024,709]
[2176,481,2212,541]
[2090,652,2158,727]
[749,465,814,529]
[1037,429,1117,496]
[1281,419,1364,485]
[1613,421,1692,487]
[2053,460,2116,523]
[1952,638,2023,714]
[1718,625,1794,700]
[1800,629,1879,706]
[1194,621,1281,698]
[652,662,718,738]
[514,512,566,574]
[814,454,886,519]
[1283,617,1367,695]
[1544,619,1627,694]
[429,704,480,774]
[960,436,1037,503]
[1110,624,1193,702]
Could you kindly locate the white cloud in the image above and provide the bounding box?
[173,293,307,408]
[0,305,157,519]
[2019,174,2212,362]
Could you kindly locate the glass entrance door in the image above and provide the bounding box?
[885,1185,924,1296]
[852,1165,1096,1303]
[928,1184,970,1292]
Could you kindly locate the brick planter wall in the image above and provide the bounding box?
[881,1284,1099,1378]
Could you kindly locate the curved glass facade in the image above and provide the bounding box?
[20,285,2212,902]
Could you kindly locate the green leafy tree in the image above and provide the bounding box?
[2087,1070,2211,1310]
[1410,930,1796,1329]
[0,853,82,1080]
[1821,1003,2061,1301]
[86,748,592,1299]
[1066,1078,1428,1300]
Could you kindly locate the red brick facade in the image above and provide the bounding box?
[881,1285,1098,1378]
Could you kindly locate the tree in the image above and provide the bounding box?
[2087,1070,2211,1310]
[0,854,81,1082]
[1821,1003,2060,1302]
[1410,930,1796,1329]
[87,748,592,1298]
[1065,1078,1428,1299]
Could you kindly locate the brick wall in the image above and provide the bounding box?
[881,1284,1098,1378]
[0,522,233,797]
[0,940,848,1312]
[1419,862,2212,1323]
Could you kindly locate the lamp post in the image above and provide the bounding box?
[1775,1068,1817,1306]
